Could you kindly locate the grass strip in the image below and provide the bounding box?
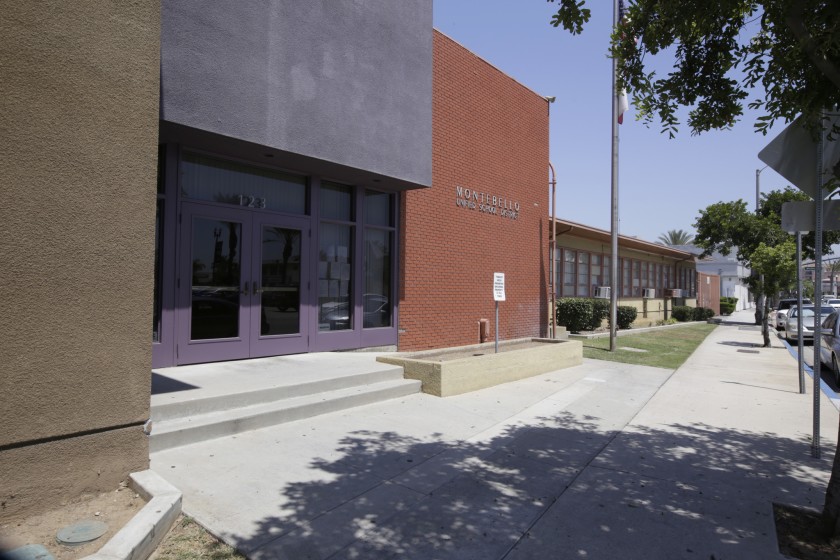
[152,515,245,560]
[582,323,717,370]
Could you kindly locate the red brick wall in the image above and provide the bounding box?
[398,31,550,351]
[697,272,721,315]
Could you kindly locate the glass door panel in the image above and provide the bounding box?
[191,218,242,340]
[259,226,302,336]
[177,204,251,365]
[250,214,309,357]
[318,223,353,331]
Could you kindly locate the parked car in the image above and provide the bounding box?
[773,298,812,331]
[319,293,391,330]
[785,305,834,343]
[819,311,840,384]
[823,298,840,310]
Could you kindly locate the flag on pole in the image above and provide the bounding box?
[617,0,629,125]
[617,90,628,125]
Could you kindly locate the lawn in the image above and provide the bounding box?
[152,516,244,560]
[582,323,717,369]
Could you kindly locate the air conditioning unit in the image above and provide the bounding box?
[642,288,656,299]
[595,286,610,299]
[665,288,683,298]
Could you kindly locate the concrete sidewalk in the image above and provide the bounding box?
[151,309,839,559]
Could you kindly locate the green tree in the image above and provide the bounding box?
[549,0,840,136]
[657,229,694,246]
[750,240,798,323]
[547,2,840,535]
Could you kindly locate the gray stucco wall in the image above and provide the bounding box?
[161,0,432,188]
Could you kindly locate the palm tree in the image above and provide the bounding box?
[658,229,694,246]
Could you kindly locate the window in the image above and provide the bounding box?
[181,152,307,214]
[602,255,611,289]
[564,250,576,297]
[318,182,354,331]
[577,252,589,296]
[363,190,394,328]
[622,259,631,297]
[633,260,641,297]
[590,254,601,294]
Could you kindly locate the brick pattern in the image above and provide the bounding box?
[696,272,721,315]
[399,31,550,351]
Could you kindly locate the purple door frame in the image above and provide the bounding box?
[175,203,311,365]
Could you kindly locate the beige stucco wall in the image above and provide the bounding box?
[1,1,160,516]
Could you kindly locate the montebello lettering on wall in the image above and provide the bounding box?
[454,186,520,220]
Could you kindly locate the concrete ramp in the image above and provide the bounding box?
[149,353,420,451]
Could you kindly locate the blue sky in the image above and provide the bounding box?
[433,1,791,245]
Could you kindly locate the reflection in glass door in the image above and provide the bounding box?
[259,226,301,336]
[250,215,309,357]
[191,218,242,340]
[178,204,251,364]
[177,204,309,364]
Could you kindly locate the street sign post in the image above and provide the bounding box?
[760,114,840,459]
[493,273,505,353]
[781,200,840,233]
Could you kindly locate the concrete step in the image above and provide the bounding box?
[152,366,407,422]
[149,377,421,452]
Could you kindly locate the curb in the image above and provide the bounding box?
[778,335,840,411]
[80,470,182,560]
[568,320,709,340]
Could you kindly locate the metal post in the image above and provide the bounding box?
[609,0,620,352]
[756,166,768,326]
[549,162,557,339]
[495,301,499,354]
[796,232,805,394]
[812,117,825,459]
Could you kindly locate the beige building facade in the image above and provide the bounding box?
[552,219,699,326]
[1,2,161,518]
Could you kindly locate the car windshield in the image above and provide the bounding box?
[790,306,834,318]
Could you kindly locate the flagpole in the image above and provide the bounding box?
[609,0,620,352]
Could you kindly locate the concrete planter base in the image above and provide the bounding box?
[377,338,583,397]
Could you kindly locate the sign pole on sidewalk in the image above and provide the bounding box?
[796,232,805,394]
[493,273,505,354]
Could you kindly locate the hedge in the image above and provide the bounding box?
[616,306,637,329]
[693,307,716,320]
[591,298,610,330]
[556,299,638,332]
[672,305,693,322]
[556,298,594,333]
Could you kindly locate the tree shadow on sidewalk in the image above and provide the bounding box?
[219,412,835,560]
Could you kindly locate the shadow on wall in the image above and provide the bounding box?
[221,411,832,559]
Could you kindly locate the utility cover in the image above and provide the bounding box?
[5,544,55,560]
[55,520,108,546]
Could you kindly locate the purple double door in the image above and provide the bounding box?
[176,203,309,364]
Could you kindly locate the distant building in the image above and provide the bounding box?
[551,220,700,325]
[692,249,753,310]
[802,259,840,296]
